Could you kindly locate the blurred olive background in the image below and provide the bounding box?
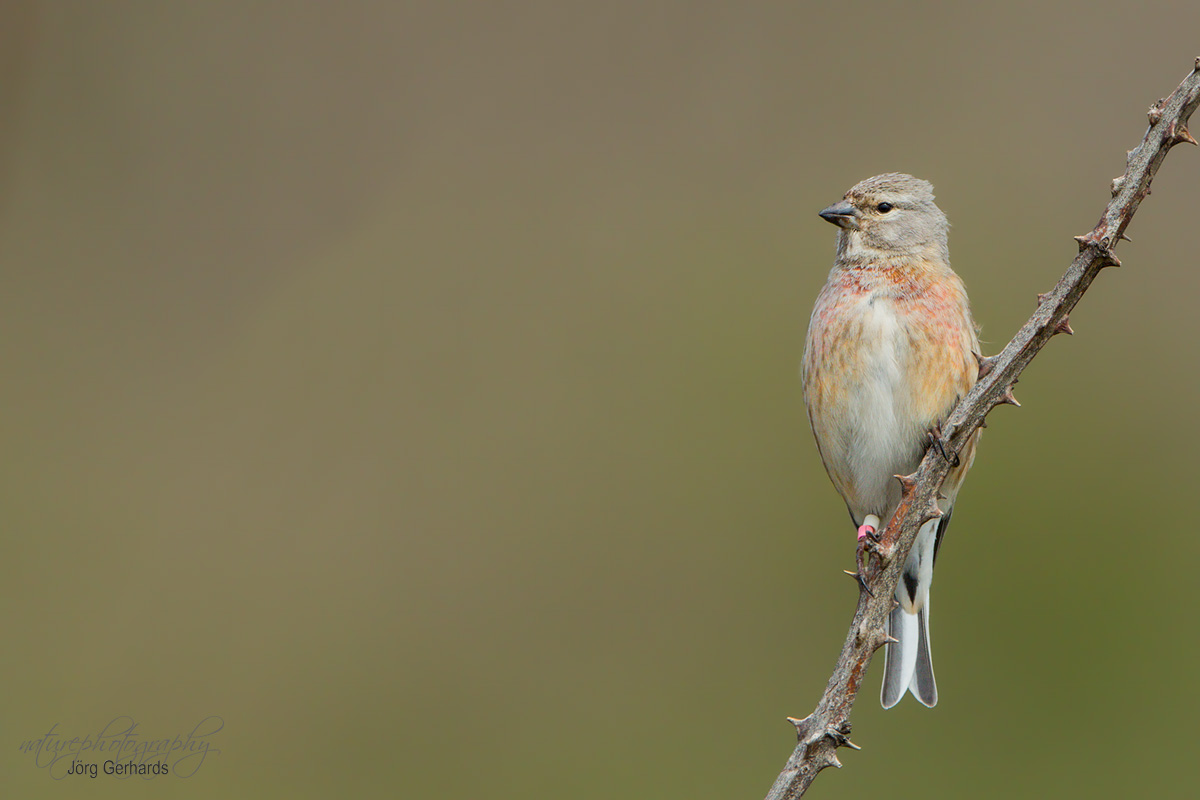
[2,2,1199,798]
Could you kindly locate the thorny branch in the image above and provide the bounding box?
[765,59,1200,799]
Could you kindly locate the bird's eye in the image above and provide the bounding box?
[876,202,894,213]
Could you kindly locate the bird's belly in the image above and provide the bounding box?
[822,299,926,516]
[842,361,921,515]
[845,351,921,511]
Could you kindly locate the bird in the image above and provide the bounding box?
[801,173,980,708]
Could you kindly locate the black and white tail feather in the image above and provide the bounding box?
[881,511,950,708]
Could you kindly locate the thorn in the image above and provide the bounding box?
[1074,231,1105,251]
[1119,232,1132,243]
[788,715,812,738]
[1053,317,1074,336]
[998,386,1021,407]
[873,633,902,652]
[920,505,943,525]
[1098,248,1122,269]
[1037,291,1051,305]
[894,473,918,495]
[937,490,948,501]
[824,724,858,753]
[829,754,843,769]
[973,351,997,379]
[979,418,987,429]
[1110,175,1125,196]
[1164,119,1196,147]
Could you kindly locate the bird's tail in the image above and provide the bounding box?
[880,517,939,708]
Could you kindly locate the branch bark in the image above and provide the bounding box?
[766,58,1200,799]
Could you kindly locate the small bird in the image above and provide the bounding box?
[802,173,980,708]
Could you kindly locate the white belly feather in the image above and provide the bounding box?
[840,298,922,516]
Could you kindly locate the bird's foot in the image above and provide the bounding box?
[853,521,881,592]
[926,423,960,467]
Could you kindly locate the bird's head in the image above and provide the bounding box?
[819,173,949,264]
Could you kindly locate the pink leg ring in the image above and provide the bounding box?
[857,524,876,542]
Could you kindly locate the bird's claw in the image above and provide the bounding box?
[926,423,959,467]
[847,565,873,597]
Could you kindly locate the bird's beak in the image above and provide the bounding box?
[818,201,860,230]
